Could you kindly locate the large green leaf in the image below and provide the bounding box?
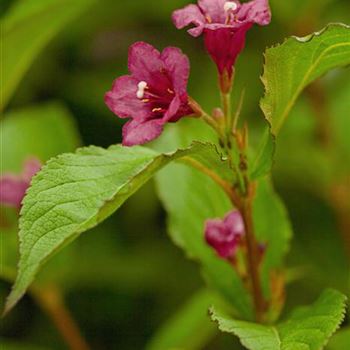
[1,102,81,172]
[1,0,95,111]
[257,24,350,177]
[211,289,347,350]
[146,289,218,350]
[261,23,350,136]
[3,142,229,314]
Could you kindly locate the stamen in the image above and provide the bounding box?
[152,107,164,113]
[224,1,238,12]
[142,98,150,103]
[167,88,175,95]
[136,81,148,99]
[205,15,212,23]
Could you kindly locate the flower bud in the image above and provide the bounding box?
[205,210,245,259]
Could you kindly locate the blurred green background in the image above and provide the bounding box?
[1,0,349,349]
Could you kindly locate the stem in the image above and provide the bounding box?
[221,91,232,136]
[239,191,265,323]
[33,286,91,350]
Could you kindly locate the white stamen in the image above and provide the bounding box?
[136,81,148,99]
[224,1,238,12]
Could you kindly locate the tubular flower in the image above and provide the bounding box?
[105,42,194,146]
[172,0,271,80]
[205,210,245,259]
[0,158,42,210]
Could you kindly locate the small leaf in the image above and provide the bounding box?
[261,23,350,136]
[211,289,347,350]
[4,142,228,313]
[1,0,96,111]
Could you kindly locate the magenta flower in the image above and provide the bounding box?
[172,0,271,81]
[105,42,194,146]
[205,210,245,259]
[0,158,42,210]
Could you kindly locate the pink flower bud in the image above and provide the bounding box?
[205,210,245,259]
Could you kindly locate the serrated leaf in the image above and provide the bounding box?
[1,0,95,111]
[261,23,350,136]
[4,141,228,313]
[211,289,347,350]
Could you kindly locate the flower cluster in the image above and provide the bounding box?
[0,158,41,210]
[105,0,271,146]
[105,0,271,262]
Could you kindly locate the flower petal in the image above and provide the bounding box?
[161,47,190,95]
[204,24,251,75]
[128,42,164,83]
[224,210,245,236]
[105,75,149,120]
[0,175,28,209]
[163,95,182,122]
[172,4,206,37]
[122,119,164,146]
[238,0,271,26]
[205,219,235,258]
[198,0,227,23]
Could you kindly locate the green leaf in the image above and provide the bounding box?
[1,0,95,111]
[261,23,350,136]
[146,289,218,350]
[1,102,81,172]
[250,127,275,179]
[4,142,229,314]
[0,102,81,278]
[253,178,292,302]
[211,289,347,350]
[155,120,253,319]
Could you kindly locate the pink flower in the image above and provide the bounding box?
[105,42,194,146]
[205,210,245,259]
[172,0,271,79]
[0,158,42,210]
